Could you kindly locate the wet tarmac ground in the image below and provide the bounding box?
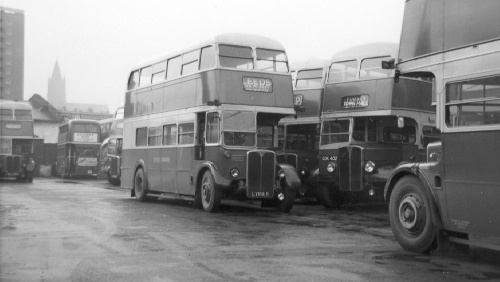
[1,178,499,281]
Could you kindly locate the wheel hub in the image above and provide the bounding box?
[202,180,211,201]
[398,195,421,230]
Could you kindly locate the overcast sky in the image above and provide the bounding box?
[1,0,404,112]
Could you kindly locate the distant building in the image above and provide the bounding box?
[0,6,24,101]
[47,61,66,109]
[61,103,112,120]
[28,94,64,143]
[46,61,112,120]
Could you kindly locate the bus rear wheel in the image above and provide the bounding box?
[200,171,221,213]
[389,175,437,254]
[134,168,149,202]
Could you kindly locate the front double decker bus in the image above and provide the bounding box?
[0,100,35,182]
[384,0,500,253]
[122,33,301,213]
[98,107,124,185]
[277,59,329,199]
[56,119,100,178]
[317,43,439,208]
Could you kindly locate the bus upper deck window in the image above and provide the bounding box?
[151,61,167,84]
[14,110,32,121]
[327,60,357,83]
[128,71,139,90]
[200,46,215,70]
[256,49,288,73]
[167,56,181,80]
[296,69,323,88]
[0,109,13,121]
[181,50,200,76]
[360,56,392,80]
[139,66,152,87]
[218,45,254,70]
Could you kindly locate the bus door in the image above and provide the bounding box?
[177,121,196,195]
[146,124,163,192]
[161,123,178,194]
[443,77,500,243]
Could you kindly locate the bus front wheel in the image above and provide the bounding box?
[389,175,437,254]
[276,180,295,213]
[134,168,149,202]
[200,171,221,213]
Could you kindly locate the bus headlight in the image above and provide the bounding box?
[326,162,336,173]
[365,161,375,173]
[230,168,239,178]
[300,167,308,176]
[278,170,286,178]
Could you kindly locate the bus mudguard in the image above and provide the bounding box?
[384,163,443,228]
[276,163,302,191]
[195,162,232,190]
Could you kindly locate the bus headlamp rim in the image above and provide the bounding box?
[365,161,375,173]
[326,162,336,173]
[230,168,239,178]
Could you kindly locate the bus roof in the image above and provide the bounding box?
[291,58,329,71]
[133,33,287,70]
[398,0,500,63]
[330,42,398,62]
[0,99,32,111]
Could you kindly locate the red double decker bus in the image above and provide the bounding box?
[317,43,439,208]
[56,119,101,178]
[384,0,500,253]
[98,107,124,185]
[0,100,35,182]
[277,59,329,199]
[122,33,301,213]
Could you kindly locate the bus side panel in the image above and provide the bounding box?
[443,131,500,244]
[177,147,194,195]
[161,147,178,194]
[162,78,200,112]
[147,147,163,192]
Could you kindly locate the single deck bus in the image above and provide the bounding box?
[383,0,500,253]
[277,59,329,199]
[98,107,124,185]
[0,100,35,182]
[122,33,302,213]
[56,119,101,178]
[317,43,439,208]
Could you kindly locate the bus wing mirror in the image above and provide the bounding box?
[381,58,395,69]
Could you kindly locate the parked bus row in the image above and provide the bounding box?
[51,0,500,254]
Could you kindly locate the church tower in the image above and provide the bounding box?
[47,61,66,109]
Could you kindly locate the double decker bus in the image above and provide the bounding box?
[317,43,439,208]
[98,107,124,185]
[0,100,35,182]
[384,0,500,253]
[277,59,329,199]
[56,119,101,178]
[122,33,301,213]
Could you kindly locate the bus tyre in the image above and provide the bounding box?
[134,168,149,202]
[389,175,437,254]
[276,181,296,213]
[316,183,341,209]
[200,171,221,213]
